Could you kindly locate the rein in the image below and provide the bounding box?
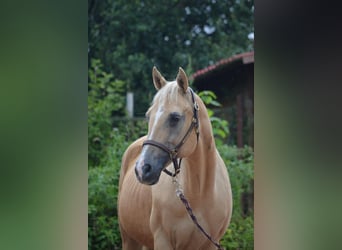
[142,88,224,250]
[173,177,224,250]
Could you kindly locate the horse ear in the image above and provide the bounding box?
[152,66,167,90]
[176,67,188,93]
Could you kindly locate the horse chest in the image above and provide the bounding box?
[152,209,221,249]
[150,191,223,249]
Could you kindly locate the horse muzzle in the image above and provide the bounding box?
[134,148,169,185]
[135,162,160,185]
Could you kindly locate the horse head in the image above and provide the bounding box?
[135,67,199,185]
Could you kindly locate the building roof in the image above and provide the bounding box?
[191,51,254,81]
[190,51,254,102]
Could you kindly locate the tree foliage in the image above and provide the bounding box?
[88,0,254,115]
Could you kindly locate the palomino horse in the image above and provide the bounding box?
[118,67,232,250]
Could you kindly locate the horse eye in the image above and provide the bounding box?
[169,113,181,126]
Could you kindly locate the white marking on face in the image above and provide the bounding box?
[149,105,164,139]
[136,105,165,179]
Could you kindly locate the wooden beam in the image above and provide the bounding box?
[236,94,243,148]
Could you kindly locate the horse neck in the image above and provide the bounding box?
[181,99,217,196]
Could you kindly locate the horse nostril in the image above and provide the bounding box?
[142,164,152,174]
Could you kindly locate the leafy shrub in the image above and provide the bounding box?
[198,90,229,146]
[218,144,254,249]
[88,58,126,166]
[88,132,129,249]
[115,118,148,141]
[88,164,121,250]
[221,216,254,249]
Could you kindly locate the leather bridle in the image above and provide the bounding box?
[142,88,199,177]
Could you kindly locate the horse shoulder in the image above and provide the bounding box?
[119,135,154,248]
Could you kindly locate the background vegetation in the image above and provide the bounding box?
[88,0,254,116]
[89,1,253,249]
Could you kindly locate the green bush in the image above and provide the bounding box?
[218,144,254,249]
[88,58,126,166]
[88,165,120,250]
[198,90,229,146]
[88,132,129,249]
[115,118,148,141]
[221,216,254,249]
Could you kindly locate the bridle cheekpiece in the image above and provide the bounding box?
[142,88,199,177]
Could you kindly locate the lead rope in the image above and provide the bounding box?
[172,176,224,250]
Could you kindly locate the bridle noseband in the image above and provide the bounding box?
[142,88,199,177]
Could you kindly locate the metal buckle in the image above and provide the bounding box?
[170,149,178,159]
[194,101,199,111]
